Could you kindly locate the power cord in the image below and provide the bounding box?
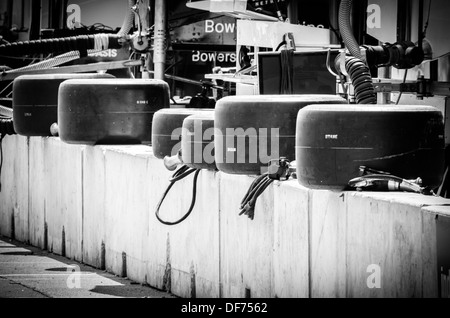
[279,33,295,94]
[155,165,201,226]
[396,69,408,105]
[280,49,294,94]
[239,173,274,220]
[423,0,432,39]
[348,166,432,195]
[240,158,295,220]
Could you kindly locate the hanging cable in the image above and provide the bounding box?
[279,33,295,95]
[155,165,201,226]
[423,0,432,38]
[280,49,294,94]
[239,173,274,220]
[240,158,295,220]
[396,69,409,105]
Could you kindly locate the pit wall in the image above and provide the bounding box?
[1,135,450,298]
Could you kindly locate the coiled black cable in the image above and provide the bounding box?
[155,165,201,226]
[345,56,377,104]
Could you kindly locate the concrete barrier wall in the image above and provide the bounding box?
[1,135,450,298]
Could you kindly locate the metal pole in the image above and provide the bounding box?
[418,0,424,52]
[287,1,298,24]
[153,0,166,80]
[6,0,13,29]
[138,0,152,79]
[30,0,42,41]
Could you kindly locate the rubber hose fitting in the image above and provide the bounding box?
[345,57,377,104]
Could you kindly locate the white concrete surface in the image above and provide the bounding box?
[1,135,450,298]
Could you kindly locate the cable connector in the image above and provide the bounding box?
[239,202,255,221]
[268,157,291,181]
[283,33,295,51]
[349,166,428,194]
[239,158,295,221]
[164,149,183,171]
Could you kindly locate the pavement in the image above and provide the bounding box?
[0,237,176,298]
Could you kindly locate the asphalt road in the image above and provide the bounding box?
[0,237,176,298]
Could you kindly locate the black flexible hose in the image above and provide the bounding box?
[339,0,363,61]
[0,34,122,57]
[118,0,136,37]
[0,0,135,58]
[345,56,377,104]
[338,0,378,104]
[155,165,201,226]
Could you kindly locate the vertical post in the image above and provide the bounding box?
[21,0,25,29]
[29,0,42,41]
[377,66,391,104]
[397,0,412,43]
[287,1,298,24]
[153,0,166,80]
[139,0,153,79]
[49,0,59,30]
[418,0,424,51]
[328,0,339,45]
[352,0,368,45]
[62,0,69,29]
[6,0,14,29]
